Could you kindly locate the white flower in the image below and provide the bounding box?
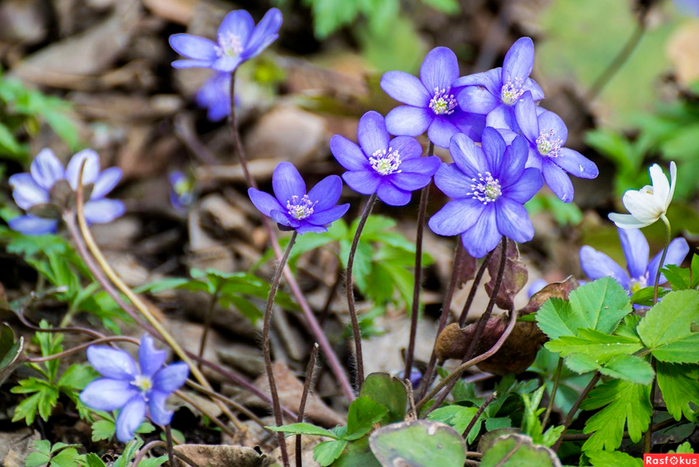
[609,161,676,229]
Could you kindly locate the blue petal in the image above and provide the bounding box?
[495,198,534,243]
[647,237,690,285]
[428,198,483,237]
[485,104,518,132]
[172,59,216,69]
[357,111,389,156]
[272,162,306,204]
[211,56,243,73]
[389,136,423,160]
[453,68,502,95]
[308,175,342,211]
[330,135,369,171]
[169,34,218,61]
[66,149,100,190]
[514,92,539,143]
[244,8,283,58]
[618,228,649,280]
[138,335,167,377]
[248,188,283,217]
[385,106,432,137]
[92,167,122,199]
[271,209,294,228]
[84,199,125,224]
[377,182,411,206]
[217,10,254,45]
[449,111,487,142]
[481,127,507,175]
[8,216,58,235]
[498,135,528,183]
[80,378,138,412]
[87,345,137,380]
[579,246,630,289]
[153,362,189,393]
[502,37,535,84]
[460,205,501,259]
[389,173,431,192]
[10,173,49,210]
[538,110,568,145]
[449,133,488,178]
[433,163,470,198]
[148,390,174,426]
[555,148,599,180]
[343,171,381,195]
[420,47,459,92]
[31,149,64,190]
[524,78,545,101]
[456,86,499,115]
[296,224,328,235]
[307,204,350,226]
[427,117,459,149]
[381,71,430,107]
[542,161,574,203]
[502,168,542,204]
[399,156,441,177]
[116,396,147,443]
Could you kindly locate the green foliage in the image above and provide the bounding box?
[427,405,481,444]
[89,411,155,442]
[526,193,583,226]
[0,323,24,386]
[479,434,561,467]
[586,450,643,467]
[358,373,407,424]
[521,387,564,447]
[25,441,83,467]
[656,362,699,422]
[529,348,594,417]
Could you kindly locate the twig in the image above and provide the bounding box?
[297,343,319,467]
[345,193,378,390]
[132,440,203,467]
[174,390,237,439]
[164,425,176,467]
[185,380,270,431]
[23,336,138,363]
[464,392,497,445]
[552,372,601,451]
[459,249,495,327]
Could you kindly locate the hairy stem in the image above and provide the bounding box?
[542,357,563,430]
[553,372,601,452]
[228,73,353,401]
[263,232,298,467]
[463,392,497,445]
[297,343,319,467]
[345,193,378,391]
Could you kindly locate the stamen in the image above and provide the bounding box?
[369,148,402,176]
[629,275,648,295]
[286,195,316,220]
[500,77,525,106]
[536,129,563,158]
[215,32,244,57]
[429,87,458,115]
[468,172,502,204]
[132,375,153,395]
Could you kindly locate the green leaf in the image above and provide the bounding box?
[369,420,466,467]
[656,362,699,422]
[630,286,670,306]
[266,423,339,439]
[359,373,407,424]
[0,121,24,158]
[91,419,115,442]
[662,265,691,290]
[84,453,107,467]
[0,323,24,386]
[25,441,51,467]
[521,387,546,444]
[222,295,263,324]
[598,355,654,385]
[480,434,561,467]
[421,0,459,14]
[134,456,167,467]
[314,440,348,467]
[637,290,699,363]
[536,278,632,340]
[545,329,643,362]
[334,436,381,467]
[587,450,643,467]
[579,380,652,451]
[427,406,481,444]
[670,442,695,454]
[50,448,81,467]
[346,396,389,441]
[57,364,96,390]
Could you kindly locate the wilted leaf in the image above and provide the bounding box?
[485,241,528,311]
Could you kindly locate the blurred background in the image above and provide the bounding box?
[0,0,698,381]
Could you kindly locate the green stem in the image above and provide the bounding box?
[653,215,672,304]
[542,357,563,430]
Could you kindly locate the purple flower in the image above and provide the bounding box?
[330,111,440,206]
[248,162,350,235]
[674,0,699,16]
[428,128,543,258]
[580,228,689,295]
[169,171,194,212]
[512,92,598,202]
[527,278,548,298]
[380,47,486,148]
[196,72,232,121]
[169,8,282,72]
[80,335,189,443]
[455,37,544,131]
[8,148,124,235]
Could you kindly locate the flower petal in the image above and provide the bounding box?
[608,213,651,230]
[648,163,671,209]
[543,161,574,203]
[272,162,306,204]
[357,111,389,156]
[8,215,58,235]
[271,209,294,227]
[503,37,535,84]
[554,148,598,179]
[307,204,350,226]
[428,198,483,237]
[514,92,539,143]
[218,10,254,45]
[450,133,487,178]
[148,390,174,426]
[380,71,430,107]
[453,68,502,95]
[330,135,369,171]
[459,205,501,258]
[498,136,528,183]
[579,246,630,289]
[399,155,441,176]
[502,167,542,203]
[449,111,487,142]
[485,104,518,132]
[389,136,423,160]
[377,182,411,206]
[172,59,216,69]
[87,345,137,380]
[524,78,545,101]
[80,378,138,412]
[84,199,125,224]
[621,190,663,224]
[420,47,459,92]
[169,34,218,61]
[116,396,147,443]
[495,198,534,243]
[31,149,64,190]
[153,362,189,393]
[138,335,167,377]
[343,171,381,195]
[647,237,690,285]
[66,149,100,190]
[92,167,122,199]
[538,110,568,145]
[248,188,283,217]
[433,163,469,198]
[617,228,649,280]
[427,117,459,149]
[211,56,243,73]
[385,106,432,137]
[668,161,677,207]
[244,8,283,58]
[10,173,49,209]
[389,172,431,192]
[481,127,507,174]
[456,86,499,115]
[308,175,342,211]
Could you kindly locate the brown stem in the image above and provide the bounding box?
[262,232,298,467]
[319,265,342,326]
[459,249,495,327]
[185,380,270,431]
[297,343,319,467]
[463,392,497,444]
[175,390,237,439]
[552,372,601,452]
[404,143,434,383]
[345,193,378,391]
[164,425,176,467]
[541,357,563,430]
[133,440,203,467]
[23,336,138,363]
[228,73,354,402]
[198,288,220,370]
[493,439,523,467]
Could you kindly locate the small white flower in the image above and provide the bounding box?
[609,161,676,229]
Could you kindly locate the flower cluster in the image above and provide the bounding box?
[80,335,189,442]
[9,148,124,235]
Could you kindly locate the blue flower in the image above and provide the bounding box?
[580,228,689,295]
[428,128,543,258]
[196,72,232,121]
[80,335,189,443]
[380,47,486,148]
[527,278,548,298]
[674,0,699,16]
[9,148,124,235]
[169,171,194,212]
[169,8,282,72]
[512,92,598,202]
[248,162,350,235]
[455,37,544,131]
[330,111,441,206]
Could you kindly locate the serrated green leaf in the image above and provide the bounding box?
[598,355,654,385]
[50,448,81,467]
[314,440,348,467]
[662,265,691,290]
[57,364,96,390]
[587,450,643,467]
[545,329,642,362]
[427,406,481,443]
[84,453,107,467]
[346,396,388,441]
[91,419,115,442]
[359,373,407,424]
[134,456,167,467]
[670,441,695,454]
[656,362,699,422]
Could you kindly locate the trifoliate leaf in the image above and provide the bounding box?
[427,406,481,444]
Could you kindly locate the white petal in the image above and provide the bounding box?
[608,213,652,229]
[667,161,677,208]
[647,164,670,209]
[622,190,663,224]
